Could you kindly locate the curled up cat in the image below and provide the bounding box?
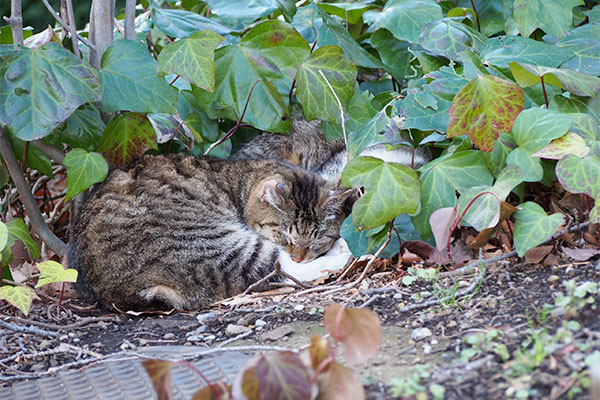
[68,154,354,311]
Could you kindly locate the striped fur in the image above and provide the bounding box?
[69,154,350,311]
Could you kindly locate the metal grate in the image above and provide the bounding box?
[0,346,248,400]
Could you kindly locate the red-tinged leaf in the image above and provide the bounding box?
[317,361,365,400]
[241,352,310,400]
[532,132,590,160]
[309,335,330,371]
[323,304,381,365]
[447,75,524,152]
[192,383,232,400]
[561,246,600,261]
[97,112,157,165]
[430,206,459,252]
[142,359,175,400]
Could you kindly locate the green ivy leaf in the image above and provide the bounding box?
[513,202,564,257]
[550,93,600,123]
[510,62,600,98]
[370,29,413,82]
[513,0,584,39]
[480,35,573,69]
[0,222,7,252]
[150,7,233,37]
[5,218,40,260]
[342,156,420,229]
[318,2,376,24]
[506,147,543,182]
[532,132,590,160]
[0,43,101,140]
[0,285,38,316]
[100,39,178,114]
[64,149,108,201]
[204,0,280,19]
[315,6,383,68]
[346,100,398,156]
[35,260,78,288]
[97,112,157,165]
[44,104,105,152]
[157,30,224,92]
[418,18,486,61]
[296,45,356,124]
[568,113,599,142]
[447,75,525,152]
[557,24,600,76]
[413,150,493,239]
[556,154,600,199]
[510,108,572,153]
[363,0,442,44]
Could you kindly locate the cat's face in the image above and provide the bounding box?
[245,175,354,262]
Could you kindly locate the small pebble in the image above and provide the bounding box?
[255,319,267,327]
[203,335,216,342]
[411,327,432,342]
[196,311,217,325]
[163,333,176,340]
[186,335,202,343]
[547,275,560,284]
[393,293,403,300]
[225,324,252,337]
[294,304,305,311]
[38,340,53,351]
[423,344,432,355]
[91,342,104,348]
[430,339,438,345]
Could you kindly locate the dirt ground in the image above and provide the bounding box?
[1,254,599,399]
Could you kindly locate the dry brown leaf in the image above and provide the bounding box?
[524,245,553,264]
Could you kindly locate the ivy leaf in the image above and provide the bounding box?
[150,7,233,37]
[506,147,543,182]
[567,113,599,141]
[241,352,311,400]
[157,31,224,92]
[556,154,600,198]
[318,361,365,400]
[0,222,7,251]
[204,0,280,19]
[8,132,53,177]
[318,2,376,24]
[413,151,493,239]
[363,0,442,44]
[315,6,382,69]
[35,260,78,288]
[0,285,38,316]
[550,93,600,123]
[44,104,105,152]
[447,75,525,152]
[480,35,573,69]
[0,42,101,140]
[509,62,600,98]
[142,360,175,400]
[418,18,486,61]
[309,335,330,371]
[97,112,157,165]
[370,29,413,82]
[191,383,232,400]
[557,24,600,76]
[509,108,572,153]
[342,157,420,229]
[100,39,178,114]
[513,202,564,257]
[296,45,356,124]
[5,218,40,259]
[323,303,381,365]
[513,0,584,39]
[347,100,397,157]
[64,148,108,201]
[532,132,590,160]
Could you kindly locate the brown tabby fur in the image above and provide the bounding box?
[69,154,351,311]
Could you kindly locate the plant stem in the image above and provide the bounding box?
[124,0,136,40]
[65,0,80,57]
[89,0,115,68]
[4,0,24,45]
[40,0,95,50]
[0,127,68,257]
[469,0,481,32]
[540,75,549,107]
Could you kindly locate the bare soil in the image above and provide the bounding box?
[1,256,599,399]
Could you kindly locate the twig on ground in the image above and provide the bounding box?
[40,0,95,50]
[0,319,59,337]
[335,257,360,283]
[347,221,394,289]
[243,270,279,295]
[216,330,253,347]
[277,270,312,289]
[359,294,382,308]
[10,315,119,331]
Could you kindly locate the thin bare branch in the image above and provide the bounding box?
[124,0,136,40]
[65,0,80,57]
[3,0,24,45]
[40,0,95,50]
[32,140,66,164]
[0,127,68,257]
[89,0,115,68]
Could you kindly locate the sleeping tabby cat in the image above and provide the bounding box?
[69,154,353,311]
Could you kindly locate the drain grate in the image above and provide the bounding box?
[0,346,248,400]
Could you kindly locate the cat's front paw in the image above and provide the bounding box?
[279,238,352,282]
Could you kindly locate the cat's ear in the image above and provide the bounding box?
[324,188,357,208]
[260,179,290,208]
